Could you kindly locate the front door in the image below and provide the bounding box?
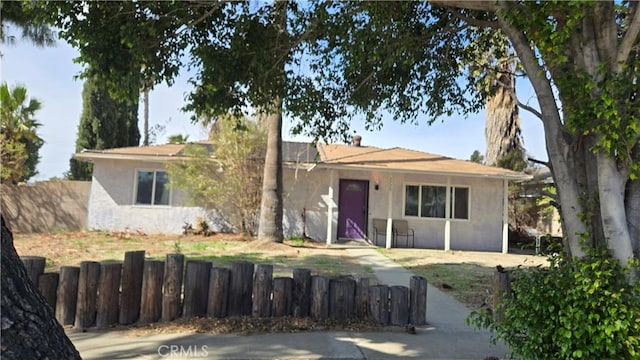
[337,179,369,239]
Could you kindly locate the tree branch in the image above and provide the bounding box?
[429,0,496,12]
[449,8,499,29]
[540,190,557,200]
[528,157,549,167]
[618,1,640,65]
[496,2,562,127]
[518,100,543,121]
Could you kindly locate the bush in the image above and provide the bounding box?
[468,247,640,359]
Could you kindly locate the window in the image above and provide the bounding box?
[404,184,469,220]
[135,170,170,205]
[451,187,469,219]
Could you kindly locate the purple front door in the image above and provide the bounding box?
[337,179,369,239]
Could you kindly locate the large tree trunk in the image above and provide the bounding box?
[485,60,522,166]
[1,216,81,359]
[257,100,284,243]
[497,2,637,264]
[257,1,287,243]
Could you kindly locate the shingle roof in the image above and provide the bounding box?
[73,141,313,164]
[73,142,208,162]
[73,141,529,180]
[316,144,530,180]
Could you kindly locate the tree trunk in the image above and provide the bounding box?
[143,86,149,146]
[626,177,640,259]
[596,152,634,265]
[257,1,287,243]
[257,99,284,243]
[1,216,81,359]
[485,59,522,166]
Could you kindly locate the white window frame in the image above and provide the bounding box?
[403,183,470,221]
[133,169,172,206]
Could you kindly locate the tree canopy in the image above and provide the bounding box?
[0,83,44,184]
[32,1,639,260]
[303,0,639,265]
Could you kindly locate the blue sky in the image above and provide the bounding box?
[1,38,548,181]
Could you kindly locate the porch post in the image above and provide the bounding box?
[385,173,393,249]
[444,177,451,251]
[502,179,509,254]
[326,170,335,246]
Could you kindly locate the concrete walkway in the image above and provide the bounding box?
[68,248,507,360]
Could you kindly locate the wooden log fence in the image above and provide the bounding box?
[20,250,429,330]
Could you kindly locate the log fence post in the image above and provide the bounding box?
[183,260,211,317]
[96,262,122,328]
[292,268,311,317]
[252,264,273,318]
[38,272,59,311]
[75,261,100,329]
[207,267,230,318]
[409,276,427,325]
[139,260,164,324]
[119,250,145,325]
[228,261,254,316]
[272,277,293,317]
[162,253,184,322]
[56,266,79,326]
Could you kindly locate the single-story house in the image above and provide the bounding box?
[74,136,531,253]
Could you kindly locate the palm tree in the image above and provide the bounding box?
[0,83,44,184]
[167,134,189,144]
[484,58,524,168]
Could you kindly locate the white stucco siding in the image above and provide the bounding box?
[282,167,334,241]
[87,159,207,234]
[86,156,508,249]
[367,172,503,251]
[447,177,503,251]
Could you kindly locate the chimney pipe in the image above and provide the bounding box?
[352,134,362,147]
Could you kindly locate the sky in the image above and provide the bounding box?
[1,38,548,181]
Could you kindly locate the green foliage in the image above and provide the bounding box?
[468,247,640,359]
[496,148,526,172]
[287,236,305,247]
[500,1,639,178]
[469,150,485,164]
[0,1,55,47]
[294,2,499,140]
[0,83,44,183]
[167,134,189,144]
[166,115,266,235]
[67,77,140,180]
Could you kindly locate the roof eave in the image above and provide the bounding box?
[72,152,189,163]
[314,163,532,181]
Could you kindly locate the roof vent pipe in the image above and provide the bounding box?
[352,134,362,147]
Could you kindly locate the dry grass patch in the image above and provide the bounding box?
[380,248,549,309]
[13,231,375,280]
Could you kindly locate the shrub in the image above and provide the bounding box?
[468,246,640,359]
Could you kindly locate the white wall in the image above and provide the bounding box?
[88,159,506,251]
[283,168,505,251]
[88,159,208,234]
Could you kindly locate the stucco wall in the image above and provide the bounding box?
[1,181,90,233]
[88,159,208,234]
[285,168,506,251]
[87,159,507,251]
